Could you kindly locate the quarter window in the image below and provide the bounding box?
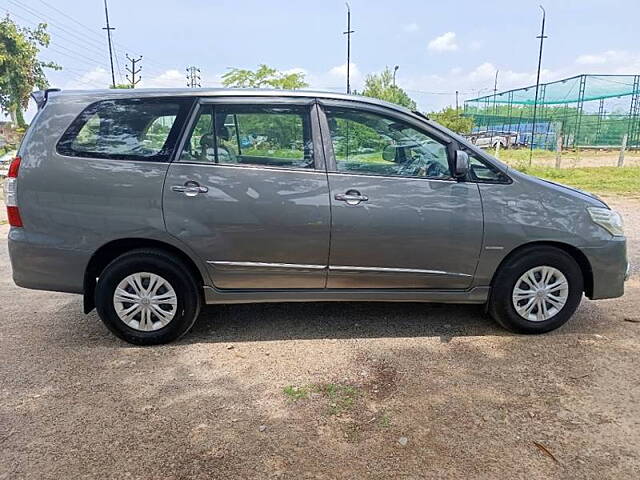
[180,105,314,169]
[57,98,191,161]
[468,153,510,183]
[325,108,451,179]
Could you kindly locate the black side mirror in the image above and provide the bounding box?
[454,150,470,178]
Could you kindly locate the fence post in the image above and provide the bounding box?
[619,134,628,167]
[555,133,563,168]
[494,140,501,159]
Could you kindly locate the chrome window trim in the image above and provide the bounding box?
[326,171,457,183]
[176,162,327,175]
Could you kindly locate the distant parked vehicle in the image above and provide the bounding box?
[0,150,17,177]
[467,131,520,149]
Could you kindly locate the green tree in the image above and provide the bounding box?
[0,15,60,127]
[429,107,474,134]
[360,67,417,109]
[221,64,308,89]
[110,83,133,89]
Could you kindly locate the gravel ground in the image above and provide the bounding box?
[0,197,638,480]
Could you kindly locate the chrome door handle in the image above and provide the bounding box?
[335,190,368,205]
[171,181,208,197]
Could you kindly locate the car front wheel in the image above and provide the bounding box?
[488,246,584,334]
[95,249,201,345]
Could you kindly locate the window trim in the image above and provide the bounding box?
[317,101,457,182]
[56,97,194,162]
[174,98,325,172]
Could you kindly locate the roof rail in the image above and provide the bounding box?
[31,88,61,110]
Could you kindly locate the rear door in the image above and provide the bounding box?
[319,102,483,289]
[163,98,330,289]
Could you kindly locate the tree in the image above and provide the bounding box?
[429,107,474,134]
[221,64,308,89]
[360,67,417,109]
[0,15,60,127]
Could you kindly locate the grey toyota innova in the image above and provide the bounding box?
[6,88,629,344]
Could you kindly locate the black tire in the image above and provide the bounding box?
[488,246,584,334]
[95,249,201,345]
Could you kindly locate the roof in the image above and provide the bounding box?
[46,87,419,116]
[465,74,640,106]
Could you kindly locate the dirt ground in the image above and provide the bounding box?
[0,197,638,480]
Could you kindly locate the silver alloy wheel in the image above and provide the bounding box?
[113,272,178,331]
[512,266,569,322]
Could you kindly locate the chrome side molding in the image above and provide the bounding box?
[208,261,471,277]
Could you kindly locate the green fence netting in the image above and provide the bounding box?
[464,74,640,149]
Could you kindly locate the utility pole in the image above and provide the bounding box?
[493,69,499,113]
[456,90,459,112]
[530,5,547,165]
[125,54,142,88]
[102,0,116,88]
[186,66,201,88]
[393,65,399,87]
[343,3,354,94]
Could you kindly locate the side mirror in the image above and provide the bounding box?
[382,144,397,162]
[454,150,470,178]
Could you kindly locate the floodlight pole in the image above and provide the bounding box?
[344,3,355,94]
[393,65,399,87]
[493,69,499,112]
[530,5,547,165]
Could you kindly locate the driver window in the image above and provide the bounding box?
[325,108,451,179]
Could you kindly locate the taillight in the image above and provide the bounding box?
[4,156,23,227]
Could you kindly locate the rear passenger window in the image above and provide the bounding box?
[180,105,314,169]
[57,98,192,161]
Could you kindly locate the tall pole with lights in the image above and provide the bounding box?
[530,5,547,165]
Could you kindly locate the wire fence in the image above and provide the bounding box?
[464,74,640,151]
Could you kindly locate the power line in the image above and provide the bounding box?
[32,0,176,75]
[9,0,171,80]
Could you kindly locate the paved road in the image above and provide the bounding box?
[0,197,638,479]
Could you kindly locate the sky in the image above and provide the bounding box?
[2,0,640,120]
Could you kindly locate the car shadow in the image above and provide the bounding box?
[182,301,507,344]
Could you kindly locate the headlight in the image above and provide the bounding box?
[587,207,624,236]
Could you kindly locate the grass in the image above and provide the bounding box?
[510,164,640,196]
[378,412,392,428]
[282,385,309,401]
[283,382,360,415]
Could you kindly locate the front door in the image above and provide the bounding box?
[320,104,483,289]
[163,100,330,289]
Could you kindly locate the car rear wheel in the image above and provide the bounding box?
[95,249,201,345]
[488,246,584,334]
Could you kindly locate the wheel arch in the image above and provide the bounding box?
[83,238,207,314]
[491,241,594,298]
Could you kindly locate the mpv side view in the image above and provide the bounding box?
[6,88,629,345]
